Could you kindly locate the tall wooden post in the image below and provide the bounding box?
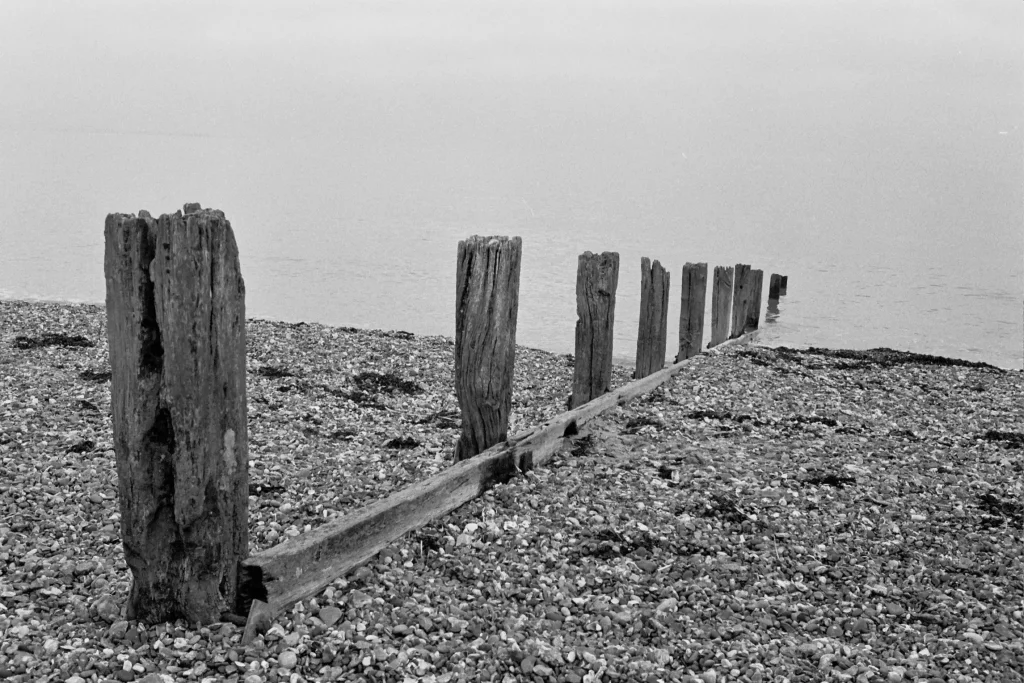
[730,263,752,339]
[676,262,707,361]
[769,273,783,300]
[780,275,788,296]
[635,257,670,379]
[745,269,764,332]
[454,236,522,462]
[572,251,619,408]
[709,266,733,348]
[105,206,248,624]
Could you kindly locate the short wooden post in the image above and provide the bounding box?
[745,269,764,332]
[105,206,248,624]
[676,262,707,361]
[769,273,783,300]
[454,236,522,462]
[780,275,788,296]
[572,251,619,408]
[709,266,733,348]
[635,257,670,379]
[730,263,752,339]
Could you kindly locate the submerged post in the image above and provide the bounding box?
[769,273,783,300]
[745,269,764,332]
[454,236,522,462]
[104,205,248,624]
[709,265,733,348]
[635,257,670,379]
[572,251,619,408]
[676,262,707,361]
[780,275,789,296]
[730,263,752,339]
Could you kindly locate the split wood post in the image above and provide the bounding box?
[730,263,752,339]
[780,275,788,296]
[709,265,733,348]
[769,273,783,300]
[454,236,522,462]
[572,251,619,408]
[676,262,707,361]
[104,205,248,624]
[745,269,764,332]
[635,257,670,379]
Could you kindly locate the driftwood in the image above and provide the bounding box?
[105,207,248,624]
[571,251,619,408]
[709,266,733,348]
[453,236,522,461]
[730,263,752,339]
[238,331,755,639]
[635,257,670,379]
[676,262,707,361]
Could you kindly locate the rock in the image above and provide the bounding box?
[656,597,678,612]
[278,650,298,669]
[115,669,135,682]
[109,620,130,640]
[962,632,984,644]
[319,605,343,627]
[348,589,372,608]
[701,670,718,683]
[521,656,536,673]
[244,676,262,683]
[418,614,434,633]
[138,674,174,683]
[43,638,60,655]
[92,595,120,623]
[65,677,87,683]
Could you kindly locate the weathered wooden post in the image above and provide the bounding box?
[745,269,764,332]
[676,262,707,361]
[709,266,733,348]
[104,205,248,624]
[635,257,670,379]
[769,273,783,300]
[730,263,752,339]
[780,275,788,296]
[454,236,522,462]
[572,251,619,408]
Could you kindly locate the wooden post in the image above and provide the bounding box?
[780,275,788,296]
[454,236,522,462]
[769,273,783,300]
[635,257,670,379]
[104,206,248,624]
[572,251,619,408]
[730,263,752,339]
[745,269,764,332]
[709,266,733,348]
[676,262,707,361]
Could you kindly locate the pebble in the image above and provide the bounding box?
[109,619,130,640]
[92,595,120,623]
[348,589,372,608]
[278,650,298,669]
[319,605,343,627]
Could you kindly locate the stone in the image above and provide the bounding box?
[319,605,343,627]
[92,595,120,623]
[348,590,372,608]
[109,620,130,640]
[278,650,297,669]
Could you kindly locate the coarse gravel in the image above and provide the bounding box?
[1,299,1022,683]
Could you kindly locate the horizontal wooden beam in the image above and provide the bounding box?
[238,331,754,640]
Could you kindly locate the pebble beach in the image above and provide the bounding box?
[1,299,1022,682]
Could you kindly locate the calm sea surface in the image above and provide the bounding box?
[1,2,1021,368]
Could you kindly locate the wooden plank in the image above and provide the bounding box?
[572,251,619,408]
[676,262,707,361]
[709,265,733,348]
[730,263,752,339]
[454,236,522,461]
[238,330,754,631]
[635,257,670,379]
